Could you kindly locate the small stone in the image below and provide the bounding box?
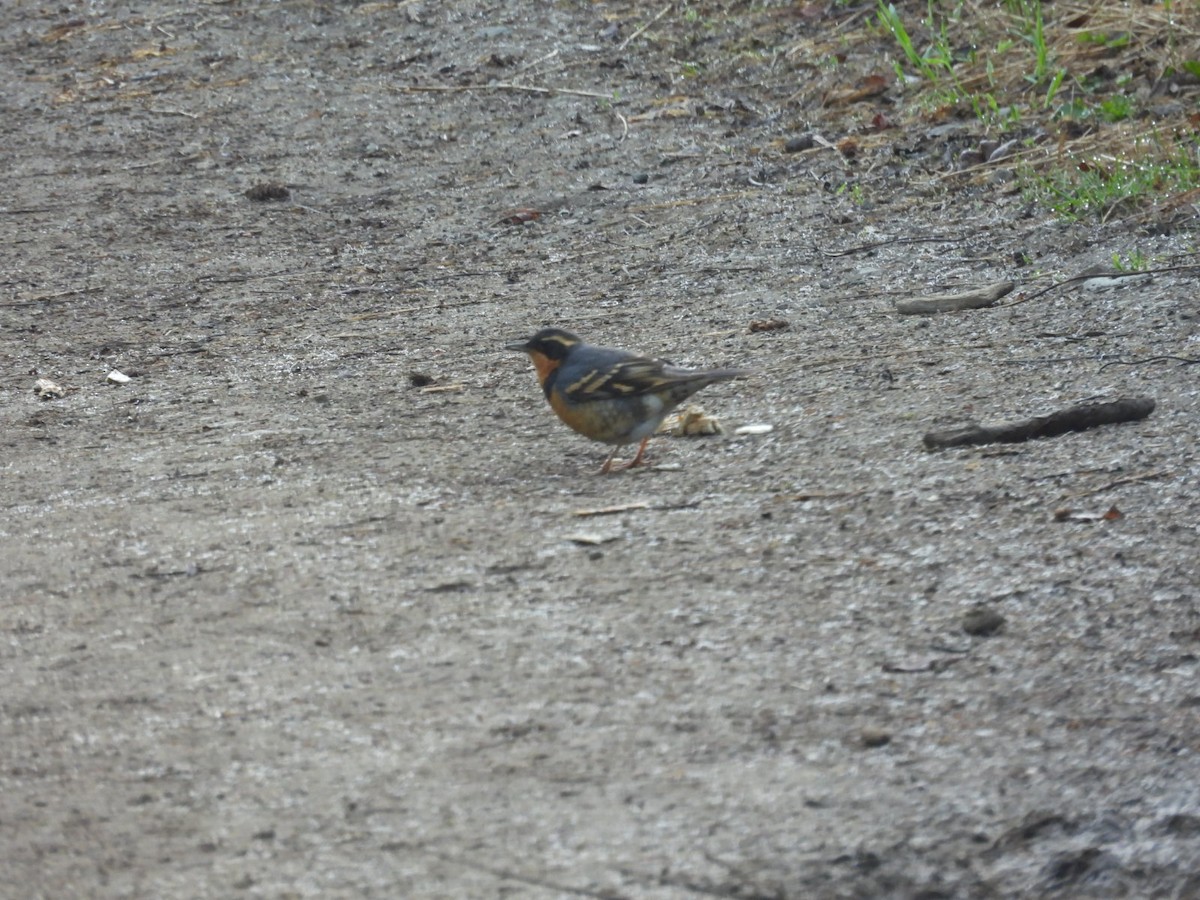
[784,134,814,153]
[963,607,1005,637]
[860,727,891,748]
[632,172,649,184]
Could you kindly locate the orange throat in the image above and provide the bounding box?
[528,351,560,389]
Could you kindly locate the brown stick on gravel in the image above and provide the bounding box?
[923,397,1156,450]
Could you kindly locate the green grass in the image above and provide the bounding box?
[873,0,1200,221]
[1025,146,1200,222]
[1004,0,1051,83]
[1112,249,1150,272]
[876,1,955,85]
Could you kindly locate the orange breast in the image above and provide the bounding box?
[546,387,650,445]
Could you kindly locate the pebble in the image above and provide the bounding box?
[784,134,814,153]
[963,607,1005,637]
[860,727,892,748]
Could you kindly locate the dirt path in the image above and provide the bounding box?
[3,3,1199,898]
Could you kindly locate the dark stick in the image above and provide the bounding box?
[924,397,1156,450]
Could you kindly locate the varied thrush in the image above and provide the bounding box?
[506,327,748,473]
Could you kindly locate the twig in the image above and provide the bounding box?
[627,190,758,211]
[574,502,650,517]
[573,500,700,517]
[382,843,626,900]
[617,2,673,51]
[934,139,1049,181]
[817,235,964,257]
[196,268,314,283]
[1070,469,1169,498]
[924,397,1155,450]
[515,47,560,75]
[1098,355,1200,371]
[1003,263,1200,306]
[419,383,464,394]
[785,489,870,501]
[336,269,505,297]
[398,82,612,100]
[894,280,1013,314]
[347,295,503,319]
[1,287,100,308]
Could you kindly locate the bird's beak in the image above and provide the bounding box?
[504,338,530,352]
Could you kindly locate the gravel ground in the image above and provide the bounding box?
[3,2,1199,898]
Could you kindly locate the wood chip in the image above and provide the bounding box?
[33,378,65,399]
[734,424,773,436]
[658,406,723,436]
[749,317,790,333]
[419,383,464,393]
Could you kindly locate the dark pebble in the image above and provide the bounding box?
[860,727,891,748]
[963,607,1005,636]
[784,134,814,153]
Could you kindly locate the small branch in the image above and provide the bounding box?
[1004,263,1200,306]
[817,235,964,257]
[1,286,100,308]
[398,82,612,100]
[1070,469,1169,498]
[347,295,504,318]
[383,843,625,900]
[1098,355,1200,371]
[618,2,673,51]
[894,280,1013,314]
[148,107,198,118]
[923,397,1155,450]
[572,500,700,517]
[574,502,649,517]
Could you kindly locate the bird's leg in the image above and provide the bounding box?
[598,447,620,474]
[598,437,652,474]
[616,436,651,471]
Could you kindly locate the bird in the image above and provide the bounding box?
[506,327,748,473]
